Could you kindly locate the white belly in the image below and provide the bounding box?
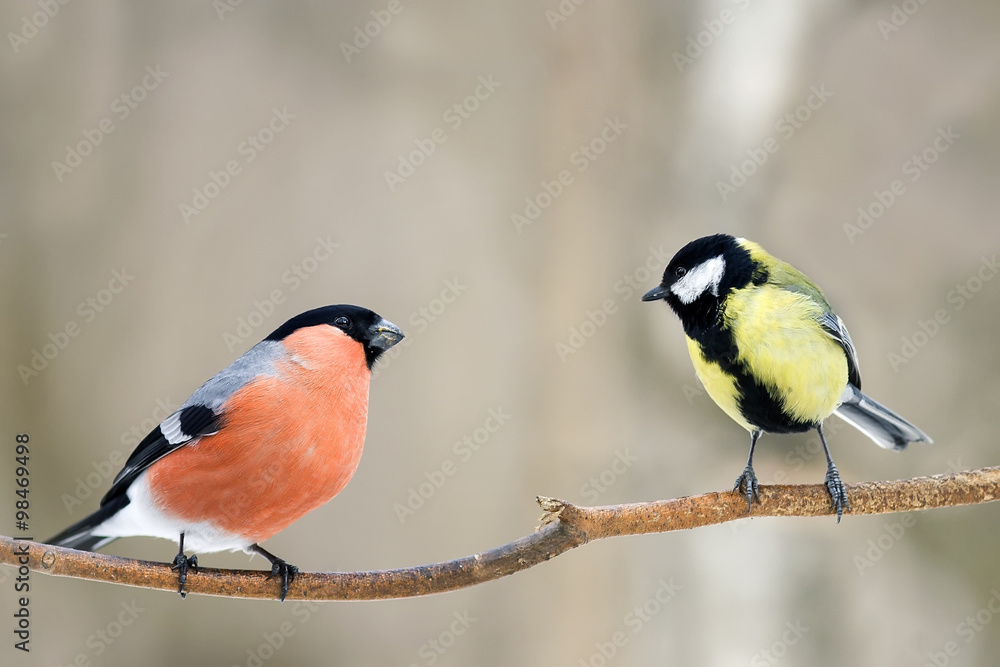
[93,472,250,553]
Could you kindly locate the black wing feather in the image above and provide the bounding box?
[100,404,222,506]
[47,494,130,550]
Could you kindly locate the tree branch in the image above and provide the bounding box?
[4,467,998,601]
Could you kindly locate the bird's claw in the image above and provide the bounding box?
[266,559,299,602]
[732,465,761,511]
[825,465,850,523]
[171,553,198,599]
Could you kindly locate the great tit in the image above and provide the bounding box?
[641,233,931,521]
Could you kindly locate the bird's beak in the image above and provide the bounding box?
[368,318,405,351]
[641,285,669,302]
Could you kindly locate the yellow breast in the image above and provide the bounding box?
[687,336,754,430]
[689,284,848,432]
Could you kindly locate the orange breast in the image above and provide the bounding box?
[146,328,370,543]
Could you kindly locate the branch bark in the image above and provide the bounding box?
[3,467,998,601]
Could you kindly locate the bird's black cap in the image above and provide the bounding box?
[642,234,758,332]
[266,304,404,368]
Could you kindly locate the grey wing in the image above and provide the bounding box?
[819,311,862,389]
[182,339,285,411]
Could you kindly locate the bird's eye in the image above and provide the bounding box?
[334,316,350,328]
[674,267,687,278]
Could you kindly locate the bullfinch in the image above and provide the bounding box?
[48,304,404,600]
[642,234,931,521]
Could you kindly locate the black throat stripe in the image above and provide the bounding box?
[691,320,816,435]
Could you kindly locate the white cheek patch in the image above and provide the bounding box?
[670,255,726,304]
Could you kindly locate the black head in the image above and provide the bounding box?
[641,234,757,330]
[265,304,404,369]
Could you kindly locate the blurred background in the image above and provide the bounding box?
[2,0,999,665]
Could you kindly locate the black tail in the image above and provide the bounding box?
[47,495,129,552]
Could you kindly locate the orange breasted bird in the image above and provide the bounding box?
[48,305,404,600]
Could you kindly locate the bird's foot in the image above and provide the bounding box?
[266,559,299,602]
[825,464,850,523]
[732,465,761,511]
[171,553,198,599]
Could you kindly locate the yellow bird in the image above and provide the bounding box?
[642,234,931,520]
